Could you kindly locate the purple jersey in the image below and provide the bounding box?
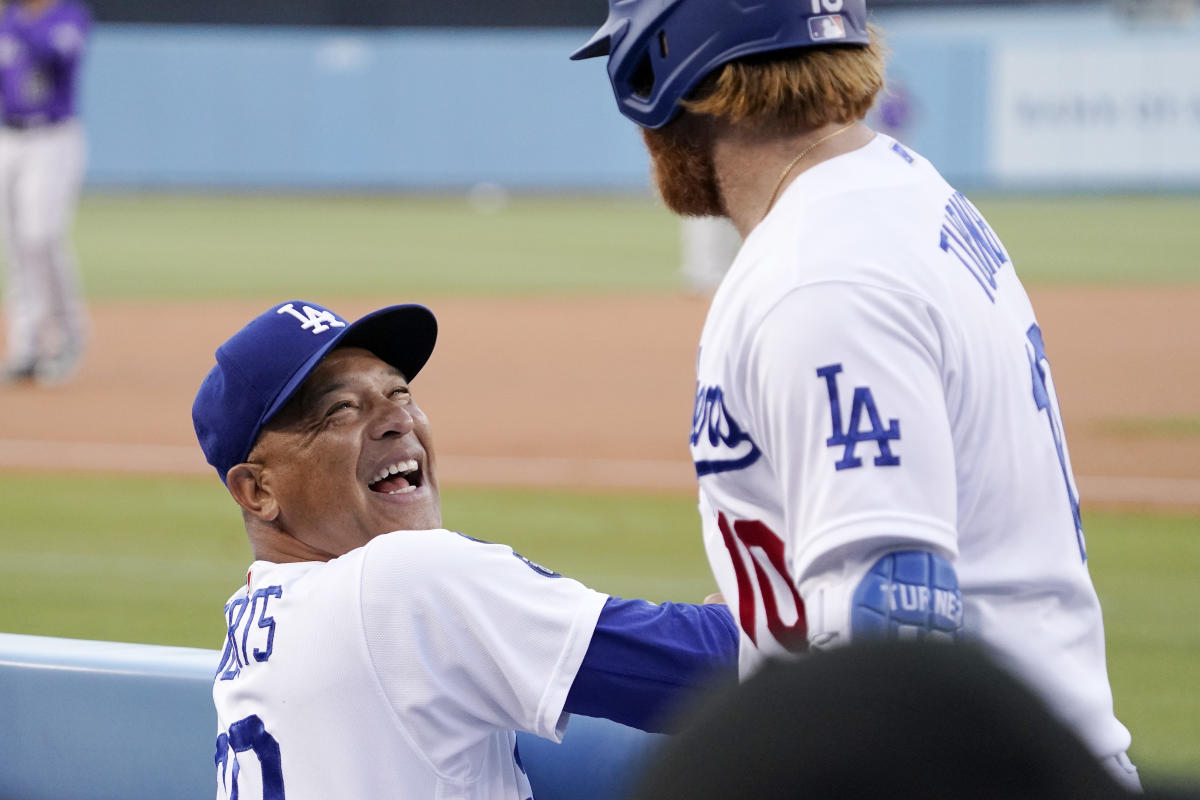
[0,0,90,124]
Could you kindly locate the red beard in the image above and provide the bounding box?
[641,118,727,218]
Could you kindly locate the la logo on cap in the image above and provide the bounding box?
[276,303,347,335]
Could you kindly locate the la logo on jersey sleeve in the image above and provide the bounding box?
[816,364,901,470]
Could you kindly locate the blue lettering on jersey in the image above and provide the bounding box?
[1026,324,1086,561]
[217,596,249,680]
[890,142,915,164]
[817,364,901,470]
[513,552,562,578]
[691,383,762,476]
[216,586,283,681]
[454,531,564,577]
[939,192,1010,302]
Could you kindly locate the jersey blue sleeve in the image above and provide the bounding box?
[850,550,963,641]
[565,597,739,733]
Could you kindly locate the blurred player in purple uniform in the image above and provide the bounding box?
[0,0,90,384]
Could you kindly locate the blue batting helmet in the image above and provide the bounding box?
[571,0,870,130]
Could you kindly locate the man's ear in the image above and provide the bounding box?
[226,463,279,522]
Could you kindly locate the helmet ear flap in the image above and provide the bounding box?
[631,30,676,99]
[629,50,656,100]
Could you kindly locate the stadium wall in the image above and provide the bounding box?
[79,5,1200,191]
[0,632,660,800]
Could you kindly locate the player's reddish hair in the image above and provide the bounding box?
[682,25,887,132]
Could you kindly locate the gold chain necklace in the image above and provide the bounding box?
[760,122,857,222]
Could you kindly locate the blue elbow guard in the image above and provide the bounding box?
[850,550,963,641]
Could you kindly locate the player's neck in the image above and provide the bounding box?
[714,121,875,237]
[247,522,343,565]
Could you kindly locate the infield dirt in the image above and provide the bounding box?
[1,288,1198,507]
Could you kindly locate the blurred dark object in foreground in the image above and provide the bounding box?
[628,641,1149,800]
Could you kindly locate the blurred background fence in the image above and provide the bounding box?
[79,1,1200,191]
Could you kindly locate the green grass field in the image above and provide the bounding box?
[3,192,1198,783]
[0,473,1196,779]
[73,192,1200,298]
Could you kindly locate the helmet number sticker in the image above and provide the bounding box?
[810,0,844,13]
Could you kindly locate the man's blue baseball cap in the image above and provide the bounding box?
[192,300,437,484]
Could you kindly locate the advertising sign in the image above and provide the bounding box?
[991,42,1200,185]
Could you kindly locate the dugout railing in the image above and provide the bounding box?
[0,632,659,800]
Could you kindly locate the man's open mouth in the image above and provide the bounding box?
[367,458,422,495]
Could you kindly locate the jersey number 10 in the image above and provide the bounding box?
[717,512,808,651]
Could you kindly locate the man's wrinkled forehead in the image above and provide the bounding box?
[267,346,406,429]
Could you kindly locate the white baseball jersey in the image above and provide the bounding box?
[691,133,1132,762]
[212,529,608,800]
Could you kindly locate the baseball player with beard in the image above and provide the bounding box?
[572,0,1139,788]
[0,0,90,384]
[192,300,737,800]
